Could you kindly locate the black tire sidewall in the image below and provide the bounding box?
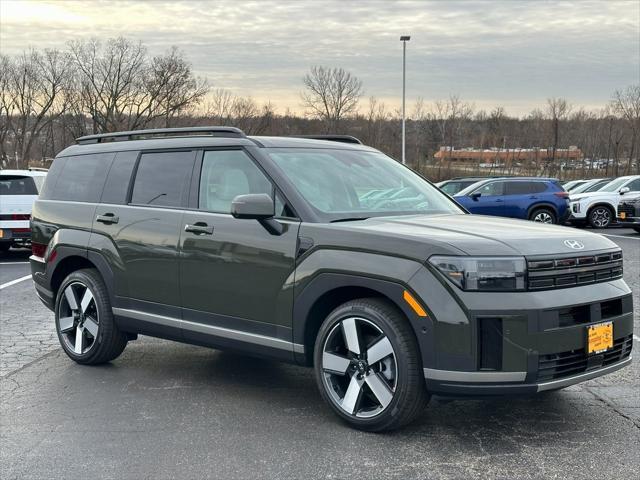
[54,269,116,364]
[589,206,612,228]
[529,208,556,224]
[313,300,421,431]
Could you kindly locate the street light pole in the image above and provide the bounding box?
[400,35,410,165]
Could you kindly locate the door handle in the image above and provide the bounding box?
[96,213,119,224]
[185,223,214,235]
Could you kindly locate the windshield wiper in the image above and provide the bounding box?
[330,217,370,223]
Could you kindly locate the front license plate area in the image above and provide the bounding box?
[587,322,613,354]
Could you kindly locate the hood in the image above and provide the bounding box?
[569,190,615,200]
[334,214,617,257]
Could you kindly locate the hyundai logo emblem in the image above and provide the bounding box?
[564,239,585,250]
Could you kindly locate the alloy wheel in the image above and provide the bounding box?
[533,211,554,224]
[321,317,397,418]
[591,208,611,228]
[57,281,99,355]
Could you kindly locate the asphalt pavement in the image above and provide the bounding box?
[1,229,639,479]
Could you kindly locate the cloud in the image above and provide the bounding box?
[1,0,638,115]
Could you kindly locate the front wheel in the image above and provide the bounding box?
[588,206,613,229]
[55,269,128,365]
[314,298,429,431]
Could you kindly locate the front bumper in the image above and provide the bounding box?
[424,354,632,396]
[408,267,634,397]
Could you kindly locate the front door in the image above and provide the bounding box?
[179,149,300,356]
[467,180,505,216]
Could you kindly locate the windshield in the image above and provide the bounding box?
[267,148,463,220]
[599,177,630,192]
[571,179,606,194]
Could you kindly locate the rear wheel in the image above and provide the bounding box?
[314,298,429,431]
[529,208,556,224]
[55,269,127,365]
[588,206,613,229]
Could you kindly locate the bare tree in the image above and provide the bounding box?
[147,47,208,127]
[4,49,72,167]
[611,85,640,174]
[69,38,207,132]
[301,66,363,132]
[546,97,572,170]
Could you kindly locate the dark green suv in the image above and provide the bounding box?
[30,127,633,431]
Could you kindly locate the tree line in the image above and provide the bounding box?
[1,37,638,180]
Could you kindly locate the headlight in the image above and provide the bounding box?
[428,256,526,291]
[570,196,584,202]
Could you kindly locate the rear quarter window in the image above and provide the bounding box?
[40,153,115,202]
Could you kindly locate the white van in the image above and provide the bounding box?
[0,169,47,252]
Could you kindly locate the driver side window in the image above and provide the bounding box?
[198,150,293,217]
[475,181,504,196]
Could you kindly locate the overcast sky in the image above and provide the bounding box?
[1,0,638,116]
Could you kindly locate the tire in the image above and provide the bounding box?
[313,298,429,432]
[588,206,614,229]
[529,207,556,224]
[54,268,127,365]
[0,243,10,252]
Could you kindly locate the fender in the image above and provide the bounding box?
[291,249,433,365]
[526,201,558,218]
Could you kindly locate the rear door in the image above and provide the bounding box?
[179,148,300,355]
[90,149,196,334]
[467,181,505,216]
[503,181,540,218]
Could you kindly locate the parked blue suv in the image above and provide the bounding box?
[453,178,570,224]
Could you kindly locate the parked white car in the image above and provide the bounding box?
[568,175,640,228]
[0,169,47,251]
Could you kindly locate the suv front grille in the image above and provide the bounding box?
[527,251,623,290]
[618,202,639,217]
[537,334,633,382]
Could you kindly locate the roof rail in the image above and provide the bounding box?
[76,126,246,145]
[290,135,363,145]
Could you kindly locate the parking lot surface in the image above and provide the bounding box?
[1,229,639,479]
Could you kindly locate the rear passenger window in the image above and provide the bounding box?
[199,150,272,213]
[505,181,547,195]
[131,151,195,207]
[100,151,139,204]
[42,153,114,202]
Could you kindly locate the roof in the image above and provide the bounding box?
[57,128,375,158]
[0,169,48,176]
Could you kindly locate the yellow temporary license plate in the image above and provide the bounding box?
[587,322,613,354]
[619,212,626,219]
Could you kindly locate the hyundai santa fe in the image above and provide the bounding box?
[30,127,634,431]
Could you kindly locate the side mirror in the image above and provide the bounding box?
[470,192,482,200]
[230,193,283,236]
[231,193,275,219]
[619,187,630,195]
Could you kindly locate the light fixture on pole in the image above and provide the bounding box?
[400,35,410,165]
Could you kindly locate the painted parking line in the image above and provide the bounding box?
[0,261,30,265]
[0,274,32,290]
[602,233,640,240]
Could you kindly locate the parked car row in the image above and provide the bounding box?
[436,174,640,231]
